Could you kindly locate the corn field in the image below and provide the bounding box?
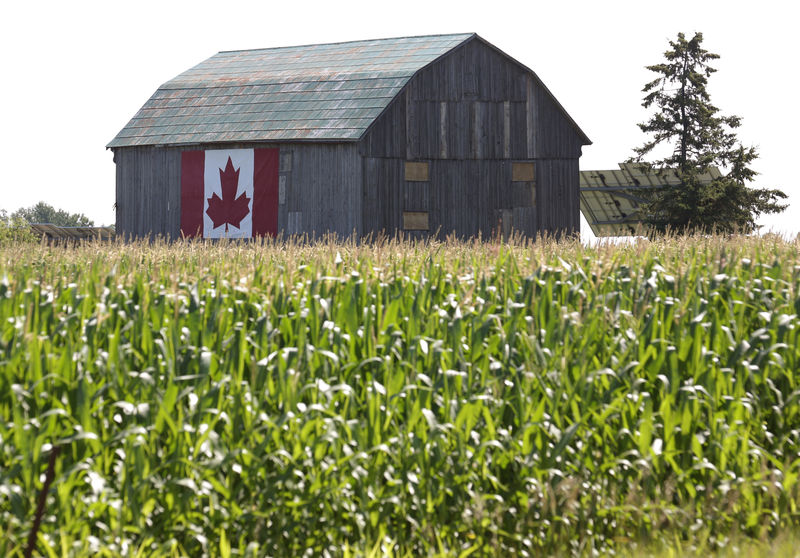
[1,235,800,556]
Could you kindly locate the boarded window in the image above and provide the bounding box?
[405,161,429,181]
[403,211,429,231]
[512,162,535,182]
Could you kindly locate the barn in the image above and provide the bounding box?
[108,33,591,240]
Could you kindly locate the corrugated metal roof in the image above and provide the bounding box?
[580,163,722,237]
[29,224,115,240]
[108,34,474,147]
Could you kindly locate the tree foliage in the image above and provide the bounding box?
[0,209,35,243]
[11,201,94,227]
[630,32,786,233]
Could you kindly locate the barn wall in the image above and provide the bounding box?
[114,142,362,239]
[531,82,584,160]
[363,158,538,239]
[535,159,580,236]
[360,36,584,239]
[115,146,182,239]
[282,143,362,238]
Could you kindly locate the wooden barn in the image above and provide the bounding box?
[108,33,590,240]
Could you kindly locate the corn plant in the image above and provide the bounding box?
[1,234,799,556]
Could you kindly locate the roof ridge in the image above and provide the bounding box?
[217,32,475,55]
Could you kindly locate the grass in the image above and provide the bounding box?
[1,233,800,556]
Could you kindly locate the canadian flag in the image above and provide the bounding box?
[181,148,279,238]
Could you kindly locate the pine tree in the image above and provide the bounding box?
[630,32,786,233]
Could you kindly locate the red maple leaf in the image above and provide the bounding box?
[206,156,251,232]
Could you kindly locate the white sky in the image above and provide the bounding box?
[1,0,797,240]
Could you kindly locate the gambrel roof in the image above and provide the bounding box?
[108,33,588,148]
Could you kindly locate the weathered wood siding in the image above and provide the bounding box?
[363,158,537,238]
[360,36,584,238]
[115,146,181,239]
[535,159,581,234]
[281,144,362,238]
[114,143,362,239]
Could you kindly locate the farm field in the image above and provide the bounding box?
[2,234,800,556]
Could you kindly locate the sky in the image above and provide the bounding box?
[1,0,797,240]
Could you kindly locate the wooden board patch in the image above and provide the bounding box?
[403,211,429,230]
[405,161,430,182]
[512,162,535,182]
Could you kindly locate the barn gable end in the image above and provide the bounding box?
[359,35,589,238]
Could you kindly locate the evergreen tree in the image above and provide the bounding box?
[630,32,786,233]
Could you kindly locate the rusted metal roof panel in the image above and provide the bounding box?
[580,163,722,237]
[29,224,115,241]
[109,34,474,147]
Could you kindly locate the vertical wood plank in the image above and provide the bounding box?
[526,78,536,159]
[405,90,414,160]
[503,100,511,158]
[471,102,481,159]
[440,101,448,159]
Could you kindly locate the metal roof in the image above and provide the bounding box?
[580,163,723,237]
[108,34,474,147]
[29,224,115,240]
